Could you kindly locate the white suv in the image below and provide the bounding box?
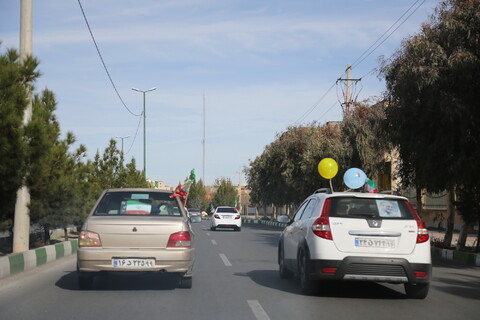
[278,189,431,299]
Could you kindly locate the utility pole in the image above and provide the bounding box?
[202,94,206,184]
[115,135,130,155]
[132,87,156,178]
[13,0,33,253]
[336,64,361,115]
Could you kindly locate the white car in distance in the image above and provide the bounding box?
[210,206,242,231]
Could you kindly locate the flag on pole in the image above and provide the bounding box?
[366,179,377,193]
[171,169,196,206]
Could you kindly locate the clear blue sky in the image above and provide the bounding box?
[1,0,440,188]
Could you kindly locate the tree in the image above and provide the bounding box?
[0,47,40,230]
[26,89,90,243]
[186,179,208,211]
[211,178,238,209]
[89,139,148,193]
[247,122,347,211]
[381,0,480,246]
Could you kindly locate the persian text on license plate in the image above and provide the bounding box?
[354,238,395,248]
[112,258,155,268]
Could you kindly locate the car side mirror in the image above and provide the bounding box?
[277,215,290,224]
[190,216,202,223]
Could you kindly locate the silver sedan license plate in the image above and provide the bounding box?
[112,258,155,268]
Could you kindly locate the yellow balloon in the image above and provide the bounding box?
[318,158,338,179]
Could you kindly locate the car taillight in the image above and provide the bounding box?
[235,214,241,220]
[214,214,221,219]
[79,230,102,247]
[167,231,192,247]
[312,198,333,240]
[406,201,429,243]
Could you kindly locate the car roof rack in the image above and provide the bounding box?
[379,190,401,196]
[314,188,332,194]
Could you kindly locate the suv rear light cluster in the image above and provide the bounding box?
[406,202,429,243]
[167,231,192,247]
[312,198,333,240]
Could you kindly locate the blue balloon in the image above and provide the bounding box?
[343,168,367,189]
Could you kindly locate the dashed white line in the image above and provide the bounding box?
[247,300,271,320]
[219,253,232,266]
[211,239,217,245]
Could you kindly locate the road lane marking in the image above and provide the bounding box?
[219,253,232,266]
[211,239,217,245]
[247,300,271,320]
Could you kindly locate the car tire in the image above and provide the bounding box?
[179,276,192,289]
[278,244,293,279]
[237,227,241,232]
[298,249,316,295]
[404,282,429,299]
[210,226,216,231]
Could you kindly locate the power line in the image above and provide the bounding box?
[77,0,140,117]
[295,0,426,124]
[124,111,144,155]
[351,0,426,71]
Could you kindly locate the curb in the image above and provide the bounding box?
[242,218,480,267]
[0,240,78,279]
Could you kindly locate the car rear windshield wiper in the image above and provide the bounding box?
[348,211,377,218]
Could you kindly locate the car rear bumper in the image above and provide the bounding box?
[77,247,195,274]
[211,220,242,228]
[309,256,432,284]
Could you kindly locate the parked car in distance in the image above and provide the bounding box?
[77,188,195,290]
[210,206,242,231]
[278,188,431,299]
[187,208,201,216]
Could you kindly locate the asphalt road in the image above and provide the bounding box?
[0,221,478,320]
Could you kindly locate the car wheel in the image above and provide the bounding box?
[237,226,241,232]
[210,226,216,231]
[179,276,192,289]
[278,244,293,279]
[404,282,429,299]
[298,249,316,295]
[78,272,94,290]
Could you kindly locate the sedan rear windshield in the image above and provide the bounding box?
[329,197,413,219]
[93,191,182,216]
[216,207,238,213]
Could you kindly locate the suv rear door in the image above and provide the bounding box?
[328,196,418,255]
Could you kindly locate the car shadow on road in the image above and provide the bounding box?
[240,269,407,299]
[56,271,181,291]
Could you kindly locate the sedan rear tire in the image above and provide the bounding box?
[179,276,192,289]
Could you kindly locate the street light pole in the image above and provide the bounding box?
[115,135,130,155]
[132,87,156,178]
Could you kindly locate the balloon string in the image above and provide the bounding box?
[329,179,334,192]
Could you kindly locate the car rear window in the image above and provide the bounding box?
[216,207,238,213]
[93,191,182,216]
[329,197,413,219]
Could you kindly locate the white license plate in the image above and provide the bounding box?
[112,258,155,268]
[355,238,395,248]
[222,215,232,219]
